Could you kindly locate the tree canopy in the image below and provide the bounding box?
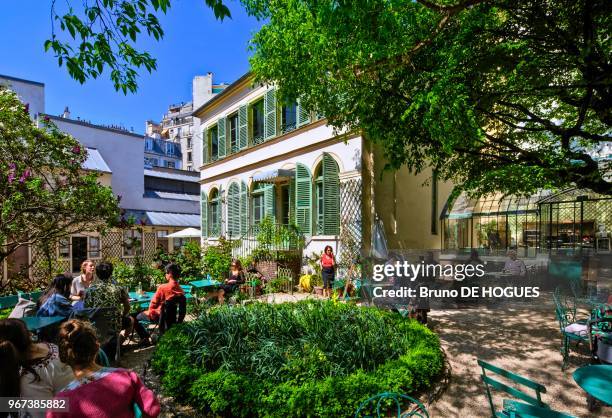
[244,0,612,196]
[0,88,120,281]
[45,0,231,93]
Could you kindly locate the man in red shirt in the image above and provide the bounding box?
[131,263,184,346]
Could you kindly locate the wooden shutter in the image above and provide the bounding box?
[288,178,296,225]
[217,186,224,236]
[322,153,340,235]
[296,98,310,127]
[238,105,248,149]
[227,183,240,238]
[201,128,208,164]
[201,191,208,238]
[240,181,248,235]
[264,88,277,140]
[217,117,227,158]
[263,184,275,219]
[295,163,312,234]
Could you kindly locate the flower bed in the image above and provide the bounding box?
[152,300,443,417]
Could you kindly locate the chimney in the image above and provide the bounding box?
[62,106,70,118]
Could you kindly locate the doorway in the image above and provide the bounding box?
[72,237,88,273]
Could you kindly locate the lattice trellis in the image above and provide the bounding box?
[339,178,362,266]
[101,231,123,260]
[142,232,156,263]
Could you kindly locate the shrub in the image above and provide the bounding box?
[201,237,233,280]
[152,300,443,417]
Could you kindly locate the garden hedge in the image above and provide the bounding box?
[152,300,443,417]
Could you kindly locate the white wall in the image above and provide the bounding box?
[0,75,45,118]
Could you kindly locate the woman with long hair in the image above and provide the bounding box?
[216,259,245,304]
[37,274,75,317]
[320,246,336,298]
[0,319,73,418]
[70,259,96,301]
[47,319,160,418]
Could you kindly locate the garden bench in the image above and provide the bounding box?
[477,359,548,418]
[274,267,294,294]
[354,392,428,418]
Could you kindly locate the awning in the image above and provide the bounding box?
[166,227,201,238]
[124,210,200,227]
[252,169,295,183]
[83,148,112,173]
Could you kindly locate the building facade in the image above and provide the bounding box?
[144,136,182,169]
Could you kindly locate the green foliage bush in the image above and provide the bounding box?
[111,258,164,291]
[152,301,443,417]
[201,237,233,280]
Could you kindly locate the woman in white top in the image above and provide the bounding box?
[70,259,96,301]
[0,319,74,418]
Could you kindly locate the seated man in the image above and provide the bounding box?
[133,263,184,339]
[503,250,527,277]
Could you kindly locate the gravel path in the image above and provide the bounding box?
[119,294,606,417]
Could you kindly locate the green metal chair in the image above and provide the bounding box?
[244,272,261,298]
[552,288,590,370]
[354,392,428,418]
[276,267,294,294]
[477,359,548,418]
[502,400,576,418]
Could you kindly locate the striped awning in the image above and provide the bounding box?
[252,169,295,183]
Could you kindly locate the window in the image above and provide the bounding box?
[123,230,142,257]
[252,192,264,225]
[316,179,324,232]
[314,153,340,235]
[251,99,264,145]
[58,238,70,259]
[177,127,182,137]
[282,185,290,225]
[208,189,221,236]
[165,161,176,169]
[187,152,192,163]
[88,236,101,258]
[173,238,187,252]
[229,113,238,153]
[166,142,173,155]
[145,138,153,151]
[281,102,297,133]
[187,166,193,171]
[210,125,219,161]
[187,137,192,149]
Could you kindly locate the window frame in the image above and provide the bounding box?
[209,124,219,161]
[88,236,101,259]
[281,101,297,134]
[229,113,239,153]
[250,98,265,145]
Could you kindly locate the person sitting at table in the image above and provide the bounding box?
[131,263,184,344]
[503,250,527,277]
[70,259,96,301]
[0,318,74,418]
[216,259,246,305]
[37,274,78,318]
[47,319,160,418]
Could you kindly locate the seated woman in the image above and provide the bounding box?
[0,318,74,418]
[37,274,78,317]
[216,259,245,304]
[47,319,160,418]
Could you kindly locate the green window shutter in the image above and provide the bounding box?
[295,163,312,234]
[240,181,248,235]
[201,128,208,164]
[201,191,208,238]
[218,117,227,158]
[296,98,310,127]
[218,186,224,236]
[322,153,340,235]
[238,105,248,150]
[227,183,240,238]
[288,178,296,225]
[264,88,277,140]
[263,184,275,219]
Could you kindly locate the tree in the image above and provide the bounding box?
[0,88,120,288]
[45,0,231,93]
[244,0,612,196]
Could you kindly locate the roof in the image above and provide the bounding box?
[82,148,112,173]
[44,114,144,139]
[144,169,200,183]
[144,190,200,201]
[192,72,253,117]
[125,210,200,227]
[0,74,45,87]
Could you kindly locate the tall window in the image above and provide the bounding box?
[229,113,238,153]
[252,186,264,225]
[208,189,221,236]
[145,138,153,151]
[187,152,192,163]
[165,161,175,169]
[251,99,264,144]
[314,154,340,235]
[58,238,70,259]
[88,236,100,258]
[281,102,297,133]
[210,125,219,161]
[187,137,192,149]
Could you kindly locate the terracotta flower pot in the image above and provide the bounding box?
[314,286,323,296]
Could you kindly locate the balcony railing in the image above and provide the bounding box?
[229,221,304,261]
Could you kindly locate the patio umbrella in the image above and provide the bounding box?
[166,227,201,238]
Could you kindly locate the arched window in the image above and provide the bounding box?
[314,153,340,235]
[251,182,275,225]
[208,188,221,237]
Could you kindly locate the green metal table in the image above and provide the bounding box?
[189,279,221,291]
[22,316,65,332]
[572,364,612,411]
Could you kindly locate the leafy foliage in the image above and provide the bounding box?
[111,257,165,290]
[152,300,443,417]
[154,241,203,280]
[201,237,234,279]
[45,0,231,93]
[244,0,612,196]
[0,89,120,290]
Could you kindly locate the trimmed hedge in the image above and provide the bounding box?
[152,300,443,417]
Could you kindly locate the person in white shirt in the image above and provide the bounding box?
[70,259,96,301]
[503,250,527,277]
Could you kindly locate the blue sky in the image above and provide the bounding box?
[0,0,261,133]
